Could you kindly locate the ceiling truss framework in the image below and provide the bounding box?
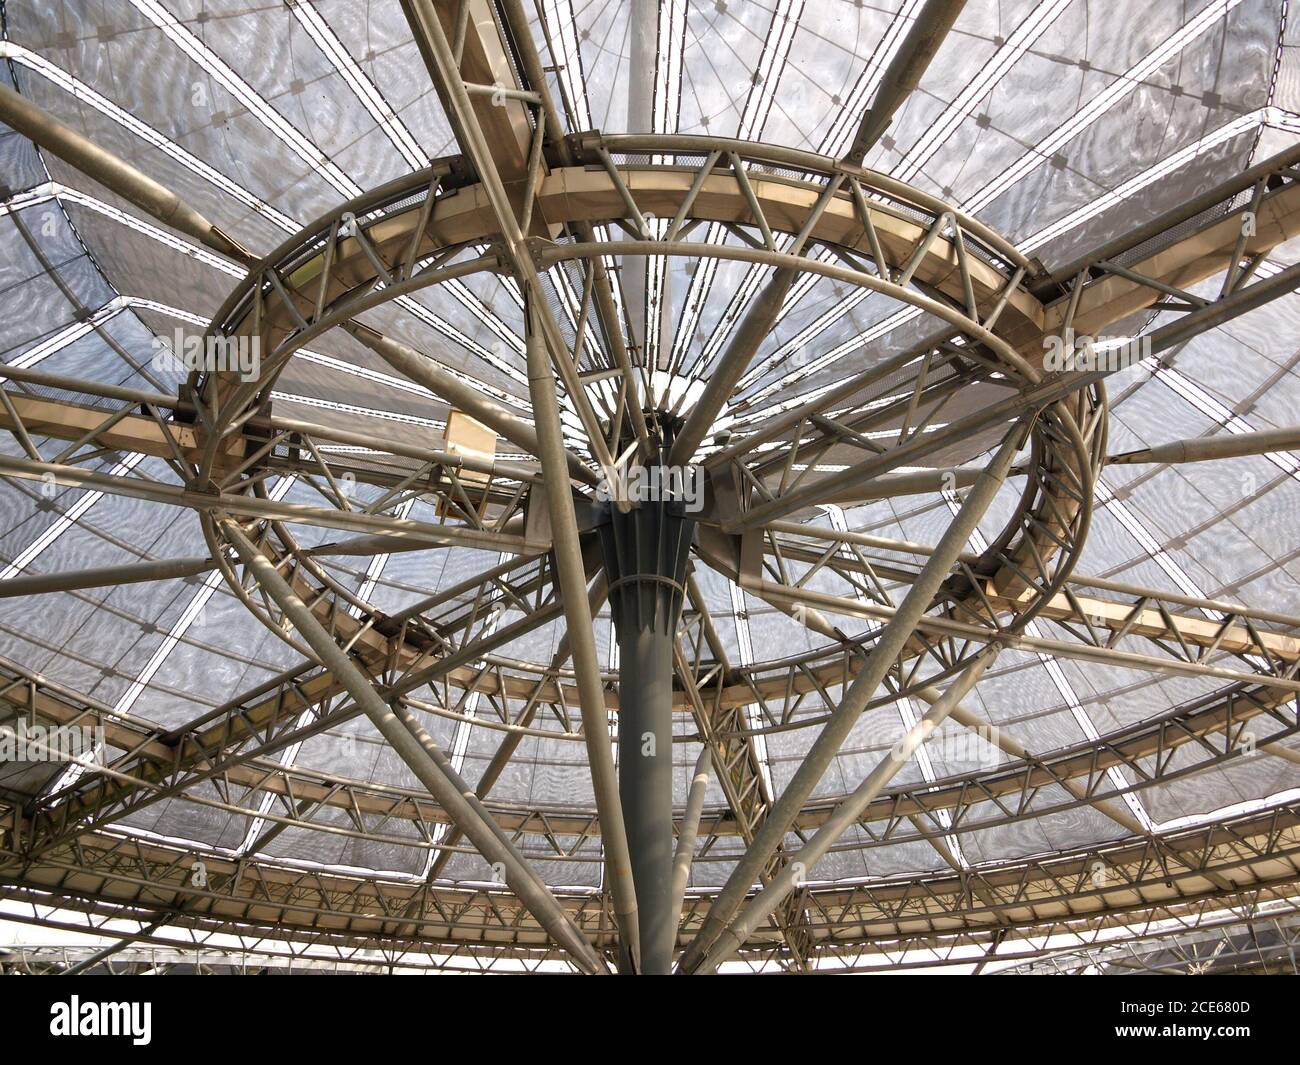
[1,0,1299,973]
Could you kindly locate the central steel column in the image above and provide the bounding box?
[600,452,695,974]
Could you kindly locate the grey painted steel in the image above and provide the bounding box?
[699,648,998,971]
[600,486,695,973]
[615,618,673,973]
[678,417,1030,973]
[0,82,251,265]
[221,519,608,974]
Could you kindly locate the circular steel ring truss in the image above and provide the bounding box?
[8,795,1300,972]
[187,140,1096,704]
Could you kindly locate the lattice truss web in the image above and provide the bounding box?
[0,0,1299,975]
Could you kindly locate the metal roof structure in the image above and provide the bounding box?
[1,0,1299,975]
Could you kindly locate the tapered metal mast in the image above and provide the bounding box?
[600,425,697,974]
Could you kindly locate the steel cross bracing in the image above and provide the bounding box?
[2,0,1300,971]
[4,629,1299,957]
[991,907,1300,976]
[5,617,1296,848]
[5,788,1300,970]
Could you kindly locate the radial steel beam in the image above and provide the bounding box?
[221,519,608,974]
[1109,424,1300,466]
[932,689,1143,833]
[762,524,1300,663]
[0,374,539,488]
[670,268,797,466]
[843,0,968,164]
[677,417,1030,973]
[737,259,1300,530]
[747,576,1300,691]
[733,379,1040,530]
[741,530,1296,855]
[704,332,958,471]
[345,322,599,487]
[0,452,534,554]
[0,556,214,597]
[489,0,648,445]
[0,82,253,265]
[1034,143,1300,295]
[400,0,619,481]
[523,294,641,968]
[767,520,1300,633]
[23,559,576,861]
[817,464,986,504]
[697,647,998,971]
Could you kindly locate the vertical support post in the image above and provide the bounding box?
[600,452,696,973]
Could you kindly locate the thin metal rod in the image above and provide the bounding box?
[669,268,796,466]
[221,519,608,975]
[678,417,1030,973]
